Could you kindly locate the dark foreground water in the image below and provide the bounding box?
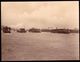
[1,32,79,61]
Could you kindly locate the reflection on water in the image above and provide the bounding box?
[1,32,79,60]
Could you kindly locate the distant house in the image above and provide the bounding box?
[28,28,41,33]
[69,29,79,33]
[51,29,70,34]
[41,29,51,32]
[3,26,11,33]
[17,28,26,33]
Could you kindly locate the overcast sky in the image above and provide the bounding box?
[1,1,79,29]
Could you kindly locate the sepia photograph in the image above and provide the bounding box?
[1,1,79,61]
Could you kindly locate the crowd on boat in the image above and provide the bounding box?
[1,26,79,34]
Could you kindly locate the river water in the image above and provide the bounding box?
[1,32,79,61]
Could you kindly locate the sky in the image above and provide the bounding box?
[1,1,79,29]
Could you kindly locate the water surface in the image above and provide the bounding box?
[1,32,79,61]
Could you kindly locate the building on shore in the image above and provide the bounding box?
[2,26,11,33]
[17,28,27,33]
[41,29,51,32]
[50,29,71,34]
[28,28,41,33]
[69,29,79,33]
